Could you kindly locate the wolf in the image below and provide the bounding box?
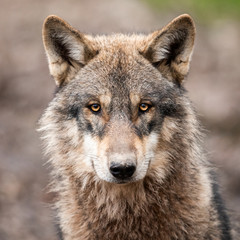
[39,14,232,240]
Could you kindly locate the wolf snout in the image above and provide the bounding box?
[109,162,136,179]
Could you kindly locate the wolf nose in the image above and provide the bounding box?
[109,163,136,179]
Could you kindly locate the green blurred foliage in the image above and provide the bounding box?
[143,0,240,23]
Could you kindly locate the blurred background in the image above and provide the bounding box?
[0,0,239,239]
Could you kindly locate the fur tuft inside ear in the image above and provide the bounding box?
[144,14,196,84]
[42,15,96,86]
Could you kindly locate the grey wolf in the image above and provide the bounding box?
[39,14,232,239]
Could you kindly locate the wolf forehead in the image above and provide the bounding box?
[87,34,154,75]
[66,45,172,96]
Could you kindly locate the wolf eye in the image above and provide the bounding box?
[139,103,151,112]
[89,104,101,113]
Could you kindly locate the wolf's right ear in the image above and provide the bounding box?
[42,16,96,86]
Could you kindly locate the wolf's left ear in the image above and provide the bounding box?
[143,14,195,84]
[42,15,96,86]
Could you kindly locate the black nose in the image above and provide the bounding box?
[110,163,136,179]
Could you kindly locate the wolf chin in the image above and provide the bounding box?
[39,14,232,240]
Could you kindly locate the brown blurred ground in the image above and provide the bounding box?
[0,0,239,239]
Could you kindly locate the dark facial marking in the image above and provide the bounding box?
[86,122,93,132]
[133,126,143,138]
[147,120,157,133]
[159,101,178,117]
[56,104,80,120]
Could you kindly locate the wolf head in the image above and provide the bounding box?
[40,14,197,185]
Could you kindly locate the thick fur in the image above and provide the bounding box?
[39,14,232,240]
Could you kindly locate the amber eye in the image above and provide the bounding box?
[89,104,101,113]
[139,103,150,112]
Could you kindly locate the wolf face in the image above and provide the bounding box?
[40,15,195,184]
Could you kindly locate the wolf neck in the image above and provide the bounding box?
[73,169,197,218]
[76,175,151,219]
[56,165,211,240]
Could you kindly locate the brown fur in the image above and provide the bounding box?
[39,14,231,240]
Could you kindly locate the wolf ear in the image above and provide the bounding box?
[144,14,195,84]
[42,15,96,86]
